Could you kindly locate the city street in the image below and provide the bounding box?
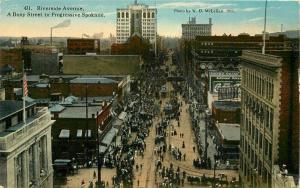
[58,54,238,188]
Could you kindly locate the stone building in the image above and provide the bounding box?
[182,17,212,40]
[0,100,55,188]
[116,0,157,44]
[182,34,293,105]
[239,50,299,188]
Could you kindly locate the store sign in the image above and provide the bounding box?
[209,71,241,93]
[218,86,241,100]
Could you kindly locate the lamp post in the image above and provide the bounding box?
[204,109,209,167]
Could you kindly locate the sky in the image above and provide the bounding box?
[0,0,299,38]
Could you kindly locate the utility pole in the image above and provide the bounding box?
[85,82,89,166]
[97,124,102,188]
[205,112,208,166]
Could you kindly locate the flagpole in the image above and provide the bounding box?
[22,59,26,125]
[262,0,267,54]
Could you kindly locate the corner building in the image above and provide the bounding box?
[0,101,55,188]
[239,51,299,188]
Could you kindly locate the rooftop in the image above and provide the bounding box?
[0,100,35,120]
[70,77,118,84]
[217,123,240,141]
[241,50,282,68]
[213,101,240,111]
[57,104,102,119]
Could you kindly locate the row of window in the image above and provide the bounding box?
[117,19,130,21]
[117,12,155,19]
[241,133,272,171]
[116,34,130,37]
[240,153,272,187]
[117,30,130,33]
[142,30,155,33]
[143,33,155,37]
[242,68,274,101]
[199,50,214,54]
[242,93,274,131]
[117,23,130,26]
[143,27,155,30]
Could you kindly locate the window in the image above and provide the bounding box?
[148,12,150,18]
[143,12,146,18]
[121,12,124,18]
[268,143,272,160]
[259,132,262,149]
[152,12,155,18]
[126,12,129,18]
[117,12,120,18]
[264,138,268,156]
[255,128,258,145]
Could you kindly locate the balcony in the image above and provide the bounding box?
[0,107,52,151]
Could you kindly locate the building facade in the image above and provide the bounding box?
[67,38,100,55]
[182,17,212,40]
[239,51,299,188]
[182,34,294,105]
[0,101,55,188]
[116,0,157,44]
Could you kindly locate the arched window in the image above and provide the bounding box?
[152,12,155,18]
[143,12,146,18]
[126,12,129,18]
[147,12,150,18]
[117,12,120,18]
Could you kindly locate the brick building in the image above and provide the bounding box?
[239,50,299,188]
[0,48,22,72]
[4,75,129,102]
[67,38,100,55]
[211,101,241,124]
[51,101,112,163]
[111,35,151,58]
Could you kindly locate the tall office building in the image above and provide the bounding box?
[116,0,157,44]
[182,17,212,40]
[0,101,55,188]
[239,51,299,188]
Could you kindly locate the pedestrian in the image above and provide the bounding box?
[182,141,185,148]
[136,164,139,171]
[183,153,186,161]
[137,179,140,186]
[140,164,143,170]
[93,170,96,179]
[193,146,195,152]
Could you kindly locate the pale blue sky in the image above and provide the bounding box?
[0,0,299,37]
